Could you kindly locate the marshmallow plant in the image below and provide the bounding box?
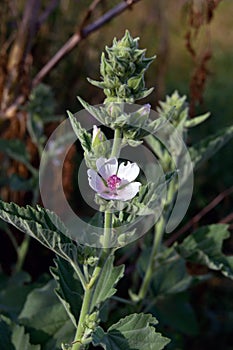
[1,31,233,350]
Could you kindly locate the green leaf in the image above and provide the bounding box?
[0,200,78,265]
[134,87,154,101]
[27,84,55,120]
[67,110,92,152]
[145,134,164,159]
[177,224,233,279]
[0,316,41,350]
[50,257,82,327]
[44,320,75,350]
[19,280,75,347]
[127,74,144,91]
[78,97,113,127]
[138,247,192,298]
[12,324,41,350]
[26,113,45,147]
[189,124,233,169]
[0,271,34,319]
[184,112,210,128]
[92,313,170,350]
[151,257,192,297]
[90,255,124,312]
[154,293,199,335]
[0,139,30,166]
[0,316,14,350]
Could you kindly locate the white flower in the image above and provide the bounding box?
[87,157,141,201]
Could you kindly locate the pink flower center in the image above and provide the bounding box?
[107,175,121,191]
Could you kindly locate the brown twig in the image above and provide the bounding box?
[79,0,103,29]
[219,212,233,224]
[2,0,142,119]
[165,186,233,246]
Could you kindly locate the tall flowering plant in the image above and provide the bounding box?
[0,31,233,350]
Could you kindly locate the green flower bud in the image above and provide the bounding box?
[92,125,106,148]
[87,30,156,103]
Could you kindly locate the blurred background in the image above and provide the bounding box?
[0,0,233,349]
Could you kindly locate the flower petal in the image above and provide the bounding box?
[98,191,118,201]
[116,182,141,201]
[96,157,118,180]
[87,169,106,193]
[117,161,140,182]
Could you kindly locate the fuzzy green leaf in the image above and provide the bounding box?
[67,110,92,152]
[92,313,170,350]
[185,112,210,128]
[27,84,55,120]
[154,293,199,335]
[12,325,41,350]
[151,257,192,297]
[0,271,34,319]
[0,200,79,266]
[134,87,154,101]
[0,316,41,349]
[177,224,233,279]
[189,124,233,169]
[145,134,164,159]
[138,247,192,298]
[26,114,46,147]
[0,316,14,350]
[90,255,124,312]
[86,78,106,89]
[50,257,82,327]
[77,97,110,125]
[19,280,75,347]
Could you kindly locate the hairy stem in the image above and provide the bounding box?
[137,216,165,300]
[72,287,93,350]
[15,234,30,273]
[72,213,112,349]
[111,128,122,158]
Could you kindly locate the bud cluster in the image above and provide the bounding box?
[87,30,155,103]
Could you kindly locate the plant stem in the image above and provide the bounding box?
[72,213,112,349]
[103,211,112,248]
[72,287,92,350]
[111,128,121,158]
[15,234,30,273]
[137,215,165,301]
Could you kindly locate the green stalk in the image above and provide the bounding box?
[72,287,92,350]
[72,211,112,350]
[72,129,122,349]
[111,128,121,158]
[137,215,165,301]
[15,234,30,273]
